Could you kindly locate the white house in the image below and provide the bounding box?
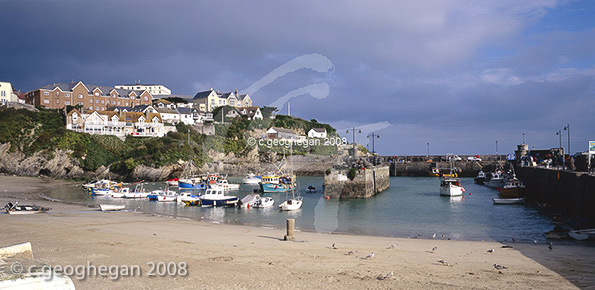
[66,109,167,138]
[238,106,263,120]
[0,81,17,106]
[308,128,327,139]
[266,127,305,140]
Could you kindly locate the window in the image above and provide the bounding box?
[101,100,104,104]
[56,92,60,96]
[0,91,5,97]
[112,101,116,104]
[89,100,93,103]
[65,101,70,105]
[43,92,49,96]
[78,102,83,106]
[96,100,99,103]
[94,92,99,96]
[56,99,60,104]
[78,94,83,99]
[144,96,148,101]
[66,93,70,97]
[43,99,50,104]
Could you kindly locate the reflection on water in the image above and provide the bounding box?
[46,176,557,242]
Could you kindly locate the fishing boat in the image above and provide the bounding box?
[90,188,112,196]
[260,173,296,193]
[239,194,261,208]
[153,189,178,202]
[568,228,595,241]
[200,188,239,207]
[177,191,201,206]
[474,170,486,184]
[497,178,526,198]
[166,178,179,187]
[123,185,150,198]
[4,202,51,214]
[306,185,317,193]
[82,179,122,190]
[428,167,442,177]
[484,171,506,188]
[98,204,125,212]
[440,176,465,196]
[492,197,525,204]
[278,144,302,211]
[253,197,274,208]
[211,179,241,191]
[439,159,465,196]
[242,173,262,184]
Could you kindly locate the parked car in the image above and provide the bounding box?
[467,156,482,161]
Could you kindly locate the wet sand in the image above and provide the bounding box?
[1,176,594,289]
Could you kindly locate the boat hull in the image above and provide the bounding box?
[261,183,291,193]
[200,197,239,207]
[440,184,464,196]
[99,204,125,211]
[492,198,525,204]
[178,181,208,189]
[279,198,302,211]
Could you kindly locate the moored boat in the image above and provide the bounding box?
[440,176,465,196]
[4,202,51,214]
[306,185,317,193]
[474,170,486,184]
[153,189,178,202]
[492,197,525,204]
[177,191,201,205]
[484,171,506,188]
[239,194,261,208]
[166,178,179,187]
[211,179,241,191]
[242,173,262,184]
[497,178,526,198]
[98,204,126,211]
[200,188,239,207]
[253,197,274,208]
[279,196,303,211]
[568,228,595,240]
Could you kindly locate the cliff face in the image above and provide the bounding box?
[0,142,339,180]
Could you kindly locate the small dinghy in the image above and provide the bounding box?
[98,204,126,212]
[4,202,51,214]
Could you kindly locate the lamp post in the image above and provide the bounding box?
[346,127,361,157]
[496,140,498,160]
[563,124,570,156]
[427,142,430,158]
[556,130,563,169]
[367,132,380,154]
[522,132,525,144]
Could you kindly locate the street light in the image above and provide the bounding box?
[563,124,570,156]
[496,140,498,161]
[346,127,361,157]
[427,142,430,158]
[367,133,380,154]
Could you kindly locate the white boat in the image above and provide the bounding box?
[568,228,595,240]
[279,196,303,211]
[83,179,121,189]
[152,189,178,202]
[240,194,261,208]
[200,188,239,207]
[440,177,465,196]
[253,197,274,208]
[211,179,241,190]
[242,173,262,184]
[4,202,51,214]
[492,197,525,204]
[98,204,125,211]
[485,171,506,188]
[177,191,201,205]
[166,178,179,187]
[90,188,112,196]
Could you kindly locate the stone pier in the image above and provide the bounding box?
[323,165,389,199]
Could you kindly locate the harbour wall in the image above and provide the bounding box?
[323,165,390,199]
[389,159,504,177]
[516,166,595,223]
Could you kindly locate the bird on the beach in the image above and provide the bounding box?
[332,243,337,249]
[487,249,495,253]
[432,233,437,238]
[346,250,357,255]
[386,244,396,249]
[494,264,507,270]
[441,234,445,240]
[548,243,553,251]
[438,260,451,266]
[533,239,538,244]
[365,252,374,259]
[432,247,437,253]
[512,238,516,242]
[384,271,394,280]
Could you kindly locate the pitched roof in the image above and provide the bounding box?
[269,127,298,135]
[193,89,216,99]
[310,128,326,133]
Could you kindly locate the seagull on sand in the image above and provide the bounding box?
[533,239,538,244]
[432,233,437,238]
[365,252,375,259]
[494,264,508,270]
[346,250,357,255]
[332,243,337,249]
[487,249,495,253]
[548,243,553,251]
[384,271,394,280]
[386,244,397,249]
[432,247,437,253]
[438,260,451,266]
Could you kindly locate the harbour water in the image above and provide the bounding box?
[46,176,556,242]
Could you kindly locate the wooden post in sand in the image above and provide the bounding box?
[284,219,295,241]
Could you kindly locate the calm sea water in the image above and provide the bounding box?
[46,176,556,242]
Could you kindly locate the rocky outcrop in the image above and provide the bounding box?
[131,164,180,181]
[0,143,85,178]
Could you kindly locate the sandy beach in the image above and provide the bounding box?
[1,176,594,289]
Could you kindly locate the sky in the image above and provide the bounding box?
[1,0,594,156]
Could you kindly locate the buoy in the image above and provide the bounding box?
[325,196,330,200]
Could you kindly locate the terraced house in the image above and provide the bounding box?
[25,81,152,110]
[192,88,252,112]
[65,108,167,138]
